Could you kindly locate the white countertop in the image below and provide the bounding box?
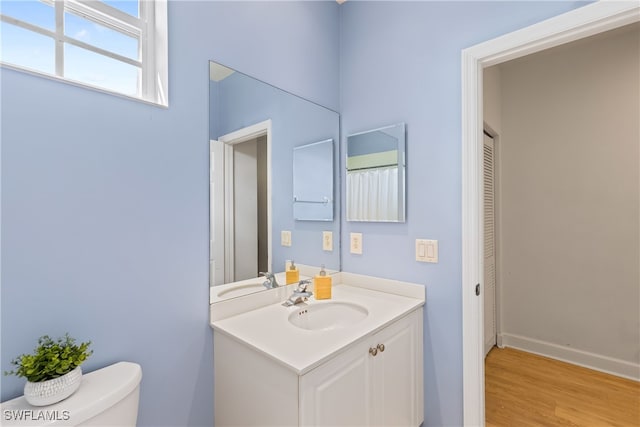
[210,263,336,303]
[210,272,293,303]
[211,281,424,375]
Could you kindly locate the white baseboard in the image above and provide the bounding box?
[499,333,640,381]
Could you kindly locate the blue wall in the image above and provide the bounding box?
[339,1,586,426]
[1,1,591,426]
[0,2,339,426]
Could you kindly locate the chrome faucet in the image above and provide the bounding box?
[259,272,279,289]
[282,279,313,307]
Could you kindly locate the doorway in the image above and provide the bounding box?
[461,2,640,425]
[210,120,272,286]
[230,135,268,280]
[482,22,639,424]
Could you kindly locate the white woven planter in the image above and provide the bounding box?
[24,366,83,406]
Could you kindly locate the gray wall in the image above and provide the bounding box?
[498,24,639,365]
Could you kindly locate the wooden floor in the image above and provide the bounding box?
[485,347,640,427]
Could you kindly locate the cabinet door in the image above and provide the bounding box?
[372,309,423,426]
[300,339,374,427]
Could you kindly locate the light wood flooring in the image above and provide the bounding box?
[485,347,640,426]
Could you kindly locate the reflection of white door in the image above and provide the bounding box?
[233,139,259,281]
[209,119,272,286]
[483,133,497,356]
[211,137,263,284]
[210,140,224,286]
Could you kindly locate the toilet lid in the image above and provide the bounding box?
[1,362,142,426]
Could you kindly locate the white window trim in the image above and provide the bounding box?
[0,0,168,107]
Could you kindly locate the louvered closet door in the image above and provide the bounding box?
[483,133,497,357]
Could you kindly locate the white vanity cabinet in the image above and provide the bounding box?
[213,306,424,427]
[299,308,423,427]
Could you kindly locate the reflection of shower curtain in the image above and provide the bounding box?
[347,166,398,221]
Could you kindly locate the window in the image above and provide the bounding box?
[0,0,168,106]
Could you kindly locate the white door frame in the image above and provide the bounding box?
[461,2,639,425]
[210,119,272,285]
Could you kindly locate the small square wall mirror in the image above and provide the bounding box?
[293,139,334,221]
[346,123,406,222]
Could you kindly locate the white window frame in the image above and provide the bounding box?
[0,0,168,107]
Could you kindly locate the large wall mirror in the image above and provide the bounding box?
[209,61,340,302]
[346,123,406,222]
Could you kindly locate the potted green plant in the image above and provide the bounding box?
[4,333,93,406]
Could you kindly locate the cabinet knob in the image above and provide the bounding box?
[369,347,378,356]
[377,343,385,352]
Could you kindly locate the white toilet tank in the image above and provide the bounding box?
[1,362,142,426]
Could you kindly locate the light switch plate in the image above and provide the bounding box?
[281,230,292,247]
[416,239,438,263]
[350,233,363,255]
[323,231,333,251]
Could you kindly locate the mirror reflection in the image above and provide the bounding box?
[209,61,340,301]
[293,139,334,221]
[346,123,406,222]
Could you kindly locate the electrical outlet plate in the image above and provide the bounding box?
[323,231,333,251]
[281,230,292,247]
[416,239,438,263]
[350,232,363,254]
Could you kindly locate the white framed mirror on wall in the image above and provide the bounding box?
[209,61,340,303]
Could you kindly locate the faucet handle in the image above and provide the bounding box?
[296,279,312,292]
[259,271,279,288]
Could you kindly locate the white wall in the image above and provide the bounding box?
[498,23,639,377]
[483,66,502,136]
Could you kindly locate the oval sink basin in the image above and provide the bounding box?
[217,282,264,298]
[288,302,369,331]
